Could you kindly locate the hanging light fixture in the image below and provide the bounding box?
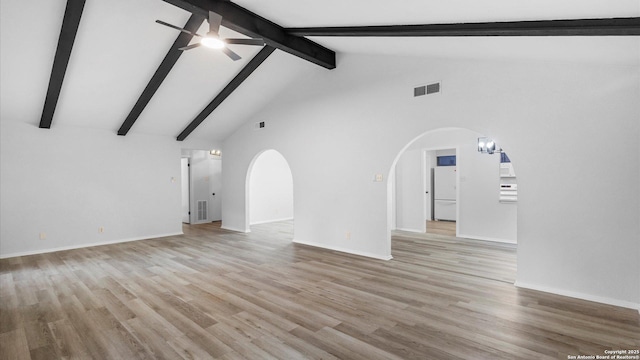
[478,137,500,154]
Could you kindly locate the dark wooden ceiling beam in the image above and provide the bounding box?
[117,14,205,136]
[163,0,336,69]
[39,0,86,129]
[176,45,276,141]
[286,17,640,37]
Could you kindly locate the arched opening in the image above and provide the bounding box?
[387,127,518,268]
[246,149,294,233]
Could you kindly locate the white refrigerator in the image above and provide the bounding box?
[434,166,457,221]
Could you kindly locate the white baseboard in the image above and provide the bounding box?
[220,225,250,233]
[191,220,210,225]
[457,233,517,244]
[515,281,640,311]
[0,232,183,259]
[396,227,425,233]
[292,239,392,261]
[250,217,294,225]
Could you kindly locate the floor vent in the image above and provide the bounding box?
[414,82,441,97]
[197,200,208,221]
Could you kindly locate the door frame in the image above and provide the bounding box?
[420,147,458,235]
[181,157,191,224]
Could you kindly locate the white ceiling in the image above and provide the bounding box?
[1,0,638,142]
[234,0,639,26]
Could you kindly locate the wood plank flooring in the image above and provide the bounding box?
[426,220,456,237]
[1,221,638,359]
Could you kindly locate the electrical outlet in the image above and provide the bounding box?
[374,174,383,182]
[39,232,46,240]
[346,231,351,240]
[99,227,104,233]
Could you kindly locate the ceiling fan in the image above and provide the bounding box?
[156,11,265,61]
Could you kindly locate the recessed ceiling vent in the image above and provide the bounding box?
[414,82,441,97]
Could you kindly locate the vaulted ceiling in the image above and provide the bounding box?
[1,0,638,142]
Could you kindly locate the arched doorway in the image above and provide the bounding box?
[387,127,518,255]
[246,149,294,231]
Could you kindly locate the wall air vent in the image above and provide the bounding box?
[414,82,441,97]
[197,200,208,221]
[426,82,441,94]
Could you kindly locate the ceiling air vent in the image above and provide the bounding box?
[414,82,441,97]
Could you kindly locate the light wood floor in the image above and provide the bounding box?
[426,220,456,236]
[1,221,638,359]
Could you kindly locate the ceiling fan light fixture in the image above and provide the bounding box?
[201,36,225,49]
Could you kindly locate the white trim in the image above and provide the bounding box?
[0,232,183,259]
[395,227,425,233]
[191,221,211,225]
[515,281,640,311]
[457,233,517,244]
[292,239,393,261]
[220,225,250,233]
[249,217,294,225]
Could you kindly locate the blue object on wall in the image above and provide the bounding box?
[437,155,456,166]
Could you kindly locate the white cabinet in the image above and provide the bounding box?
[500,163,516,178]
[499,184,518,202]
[499,162,517,203]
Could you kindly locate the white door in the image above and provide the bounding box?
[180,158,190,223]
[210,159,222,221]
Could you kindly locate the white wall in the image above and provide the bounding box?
[222,53,639,309]
[249,150,294,225]
[395,148,425,232]
[436,149,456,157]
[0,121,217,257]
[397,128,517,243]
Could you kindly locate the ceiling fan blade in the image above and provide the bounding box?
[156,20,201,37]
[208,11,222,35]
[178,43,202,51]
[225,38,265,46]
[222,47,241,61]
